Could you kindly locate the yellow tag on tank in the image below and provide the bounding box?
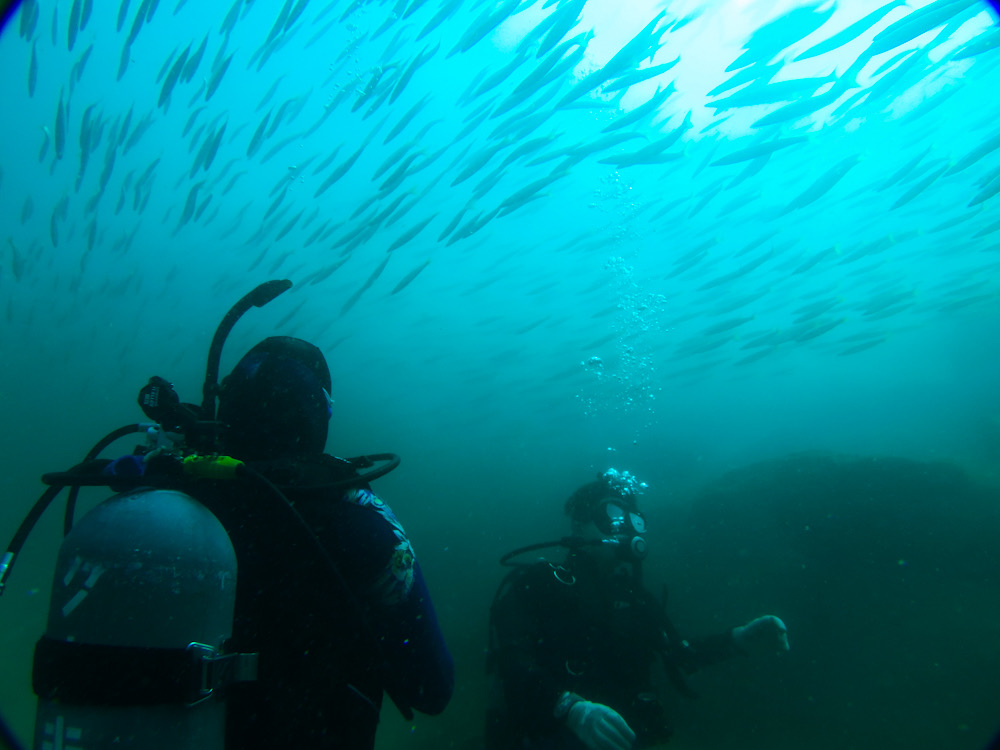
[182,455,243,480]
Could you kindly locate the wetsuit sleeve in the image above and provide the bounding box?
[661,622,743,675]
[342,488,454,716]
[380,560,454,715]
[489,567,566,734]
[650,583,743,676]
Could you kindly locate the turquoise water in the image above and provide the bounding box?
[1,0,999,747]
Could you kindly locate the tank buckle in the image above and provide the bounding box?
[187,642,220,706]
[186,642,259,707]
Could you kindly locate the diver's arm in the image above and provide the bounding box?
[662,616,789,675]
[344,488,454,716]
[664,631,744,674]
[377,559,454,715]
[651,584,744,676]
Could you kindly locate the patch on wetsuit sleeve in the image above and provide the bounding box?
[345,488,415,606]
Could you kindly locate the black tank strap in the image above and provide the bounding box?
[33,636,257,706]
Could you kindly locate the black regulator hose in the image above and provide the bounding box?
[40,453,400,493]
[345,453,400,486]
[0,485,63,596]
[201,279,291,422]
[1,423,147,596]
[499,536,601,566]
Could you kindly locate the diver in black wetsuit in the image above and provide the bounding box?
[485,470,788,750]
[203,335,455,749]
[95,335,455,749]
[2,282,452,750]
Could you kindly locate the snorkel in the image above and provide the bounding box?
[201,279,292,423]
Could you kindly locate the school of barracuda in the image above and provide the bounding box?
[2,0,999,405]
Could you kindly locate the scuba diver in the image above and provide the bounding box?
[0,280,453,749]
[485,469,788,750]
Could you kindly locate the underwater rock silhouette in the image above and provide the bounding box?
[660,453,1000,750]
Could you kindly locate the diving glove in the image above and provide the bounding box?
[732,615,789,655]
[564,698,636,750]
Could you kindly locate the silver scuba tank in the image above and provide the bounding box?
[33,488,241,750]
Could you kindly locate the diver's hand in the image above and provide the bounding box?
[566,700,636,750]
[732,615,789,655]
